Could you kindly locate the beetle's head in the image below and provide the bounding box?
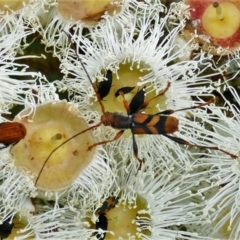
[101,112,113,126]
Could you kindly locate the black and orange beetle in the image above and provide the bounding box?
[95,196,118,240]
[69,55,237,171]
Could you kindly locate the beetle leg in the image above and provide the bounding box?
[154,98,216,116]
[162,134,238,159]
[131,131,144,173]
[88,130,124,151]
[119,91,130,114]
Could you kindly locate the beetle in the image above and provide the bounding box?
[0,216,14,240]
[0,122,26,149]
[34,32,238,186]
[95,196,118,240]
[128,86,146,115]
[95,213,108,240]
[114,86,135,98]
[97,70,113,100]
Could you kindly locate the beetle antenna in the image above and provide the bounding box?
[63,30,105,114]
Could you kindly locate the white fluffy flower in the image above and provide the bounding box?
[88,156,213,239]
[0,14,43,117]
[15,205,94,239]
[187,85,239,240]
[59,3,224,174]
[41,0,159,59]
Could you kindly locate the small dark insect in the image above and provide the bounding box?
[94,196,118,240]
[96,196,119,214]
[0,216,14,240]
[0,122,26,149]
[128,86,146,115]
[97,70,113,100]
[95,213,108,240]
[34,32,238,186]
[114,86,135,98]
